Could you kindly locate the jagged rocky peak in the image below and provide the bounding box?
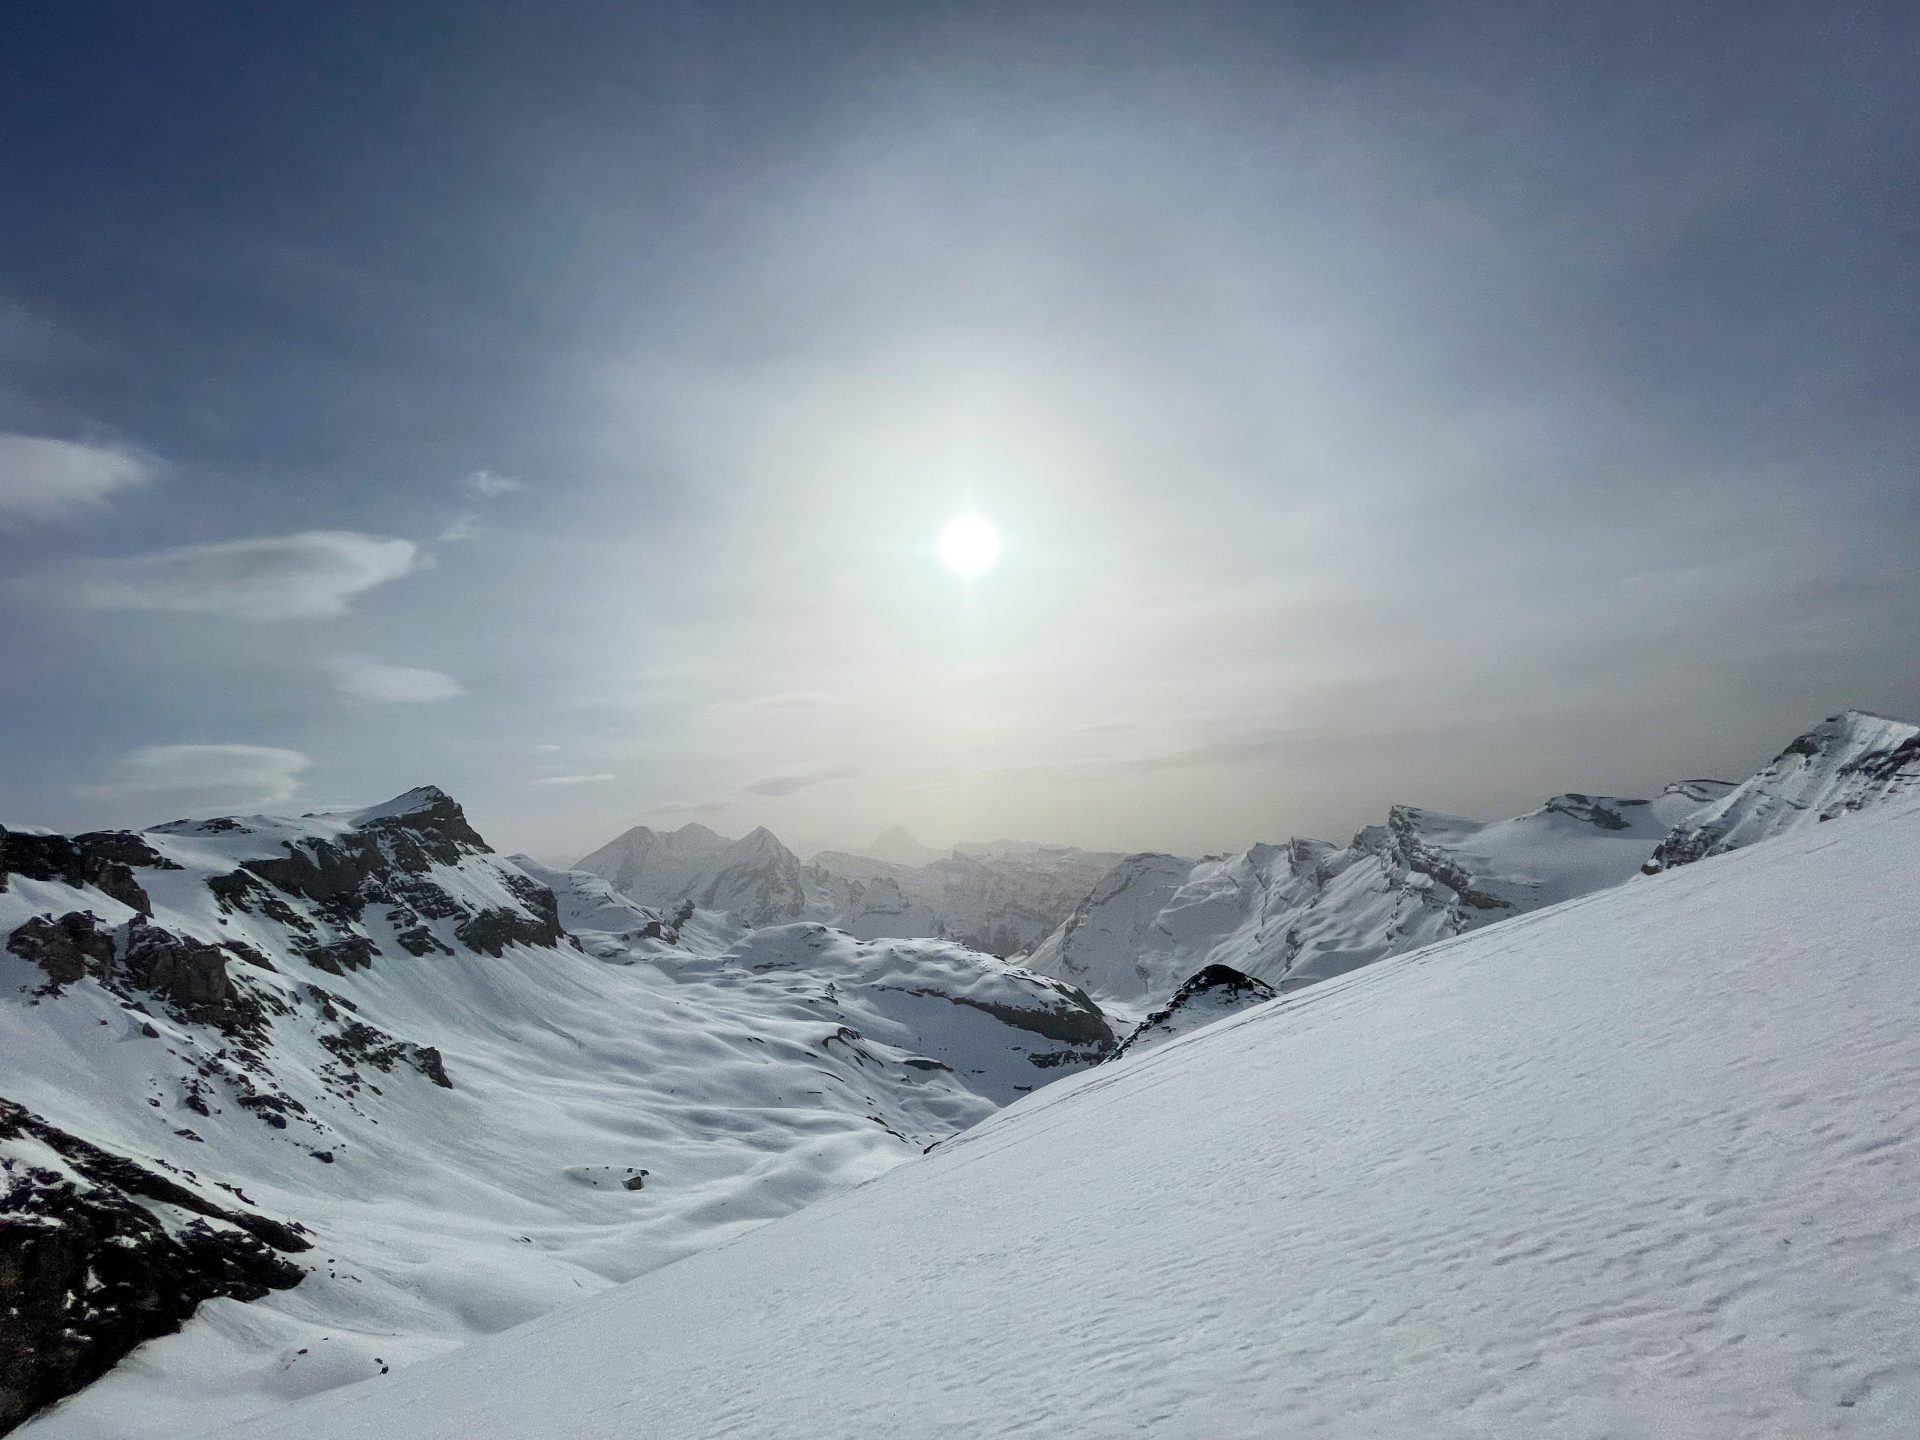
[1645,709,1920,873]
[341,784,490,852]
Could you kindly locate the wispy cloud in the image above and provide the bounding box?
[461,469,522,498]
[734,690,839,711]
[533,743,562,754]
[0,434,152,525]
[59,531,419,620]
[738,762,859,797]
[86,743,312,813]
[326,657,465,703]
[441,469,524,541]
[628,761,858,818]
[531,772,617,786]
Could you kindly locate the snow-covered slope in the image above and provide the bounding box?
[1028,785,1723,1004]
[2,792,1111,1437]
[206,795,1920,1440]
[577,822,1120,957]
[1646,709,1920,871]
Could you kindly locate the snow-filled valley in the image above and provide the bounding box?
[191,783,1920,1439]
[4,708,1918,1437]
[0,792,1109,1437]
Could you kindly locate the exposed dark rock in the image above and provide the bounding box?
[120,920,233,1021]
[300,935,377,975]
[320,1021,454,1090]
[392,923,452,957]
[1381,809,1513,912]
[6,913,115,989]
[1108,964,1278,1062]
[455,904,564,957]
[0,1097,308,1434]
[1544,794,1632,831]
[0,828,155,917]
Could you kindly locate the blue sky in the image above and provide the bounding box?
[2,1,1916,859]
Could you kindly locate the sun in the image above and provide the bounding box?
[937,514,1002,577]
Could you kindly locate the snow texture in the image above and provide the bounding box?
[204,795,1920,1440]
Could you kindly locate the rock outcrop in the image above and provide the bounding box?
[0,1098,309,1434]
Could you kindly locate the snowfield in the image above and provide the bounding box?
[207,797,1920,1439]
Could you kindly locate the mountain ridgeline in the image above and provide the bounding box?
[3,708,1917,1436]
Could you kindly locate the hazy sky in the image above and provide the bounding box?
[2,1,1916,861]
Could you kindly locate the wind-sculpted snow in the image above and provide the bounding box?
[213,798,1920,1440]
[1,792,1112,1437]
[1646,709,1920,871]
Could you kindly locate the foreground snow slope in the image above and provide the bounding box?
[219,798,1920,1440]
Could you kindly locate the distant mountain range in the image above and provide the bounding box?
[573,824,1121,957]
[5,706,1917,1435]
[1024,709,1918,1008]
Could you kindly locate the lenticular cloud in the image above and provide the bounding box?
[63,530,419,620]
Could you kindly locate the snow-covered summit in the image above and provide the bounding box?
[1645,709,1920,871]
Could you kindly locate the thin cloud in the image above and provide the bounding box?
[0,434,151,525]
[738,762,859,798]
[531,773,617,786]
[735,690,839,711]
[60,531,419,620]
[533,743,562,754]
[441,469,523,541]
[461,469,522,499]
[86,743,311,813]
[327,657,465,703]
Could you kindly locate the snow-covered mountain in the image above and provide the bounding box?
[202,788,1920,1440]
[1,790,1111,1436]
[853,826,945,868]
[571,822,816,927]
[1026,784,1727,1005]
[1029,711,1920,1011]
[1645,708,1920,871]
[576,822,1120,957]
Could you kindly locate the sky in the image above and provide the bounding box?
[2,1,1916,863]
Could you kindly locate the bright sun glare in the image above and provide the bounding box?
[937,514,1002,577]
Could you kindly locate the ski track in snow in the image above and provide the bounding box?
[200,799,1920,1439]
